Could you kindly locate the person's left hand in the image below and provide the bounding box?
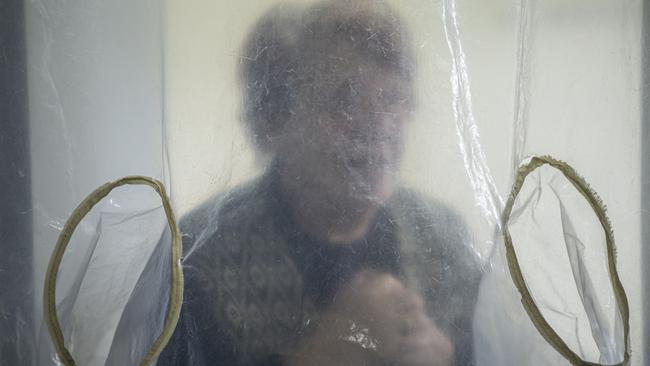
[331,270,455,366]
[283,270,454,366]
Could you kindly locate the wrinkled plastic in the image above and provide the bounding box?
[1,0,644,365]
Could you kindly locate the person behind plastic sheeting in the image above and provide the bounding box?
[112,1,481,365]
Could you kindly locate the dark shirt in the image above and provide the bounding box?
[108,167,482,366]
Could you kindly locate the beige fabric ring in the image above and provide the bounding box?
[502,156,630,366]
[43,176,184,366]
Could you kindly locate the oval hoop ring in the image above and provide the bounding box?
[502,156,630,366]
[43,176,184,366]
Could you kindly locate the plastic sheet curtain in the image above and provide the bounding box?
[0,0,645,365]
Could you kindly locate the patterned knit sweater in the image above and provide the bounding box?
[108,168,482,366]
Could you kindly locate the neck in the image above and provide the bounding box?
[276,165,393,245]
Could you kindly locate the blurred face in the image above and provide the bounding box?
[275,49,413,206]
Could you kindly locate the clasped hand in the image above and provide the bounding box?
[286,270,454,366]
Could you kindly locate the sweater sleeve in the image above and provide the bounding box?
[391,190,483,366]
[427,203,482,366]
